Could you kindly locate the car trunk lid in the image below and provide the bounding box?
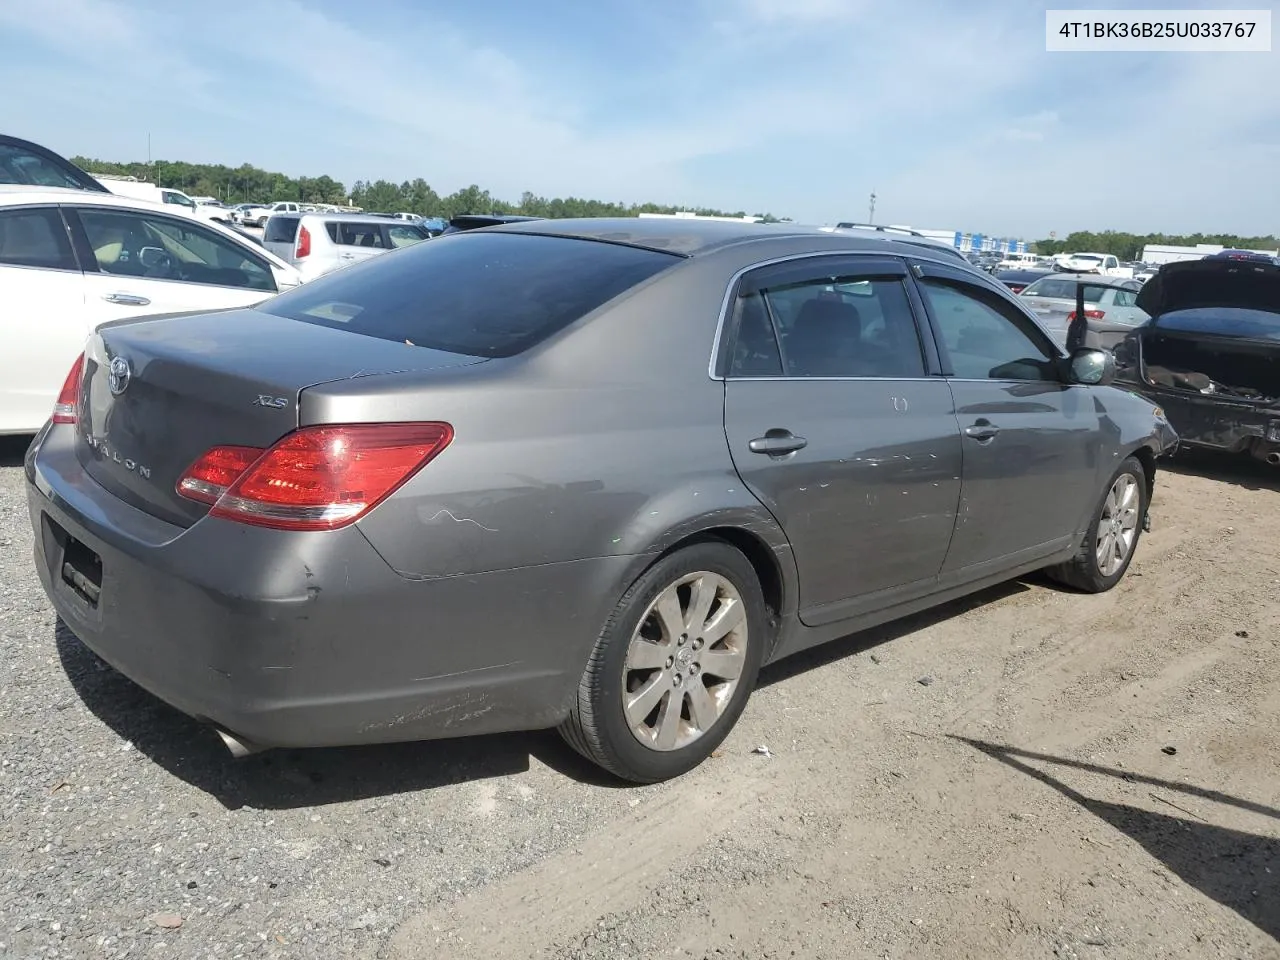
[1136,259,1280,317]
[74,308,485,526]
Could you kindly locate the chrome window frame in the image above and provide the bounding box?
[707,249,969,383]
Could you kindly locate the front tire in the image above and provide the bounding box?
[559,541,767,783]
[1047,455,1148,593]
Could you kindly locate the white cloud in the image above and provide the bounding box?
[1,0,1275,236]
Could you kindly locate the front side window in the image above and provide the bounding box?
[0,207,76,270]
[746,275,925,378]
[918,278,1058,381]
[78,208,275,291]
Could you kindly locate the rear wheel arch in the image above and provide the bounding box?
[617,523,793,661]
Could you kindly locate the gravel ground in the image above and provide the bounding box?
[1,435,1277,960]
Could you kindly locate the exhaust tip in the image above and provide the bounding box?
[215,727,263,759]
[1266,451,1280,466]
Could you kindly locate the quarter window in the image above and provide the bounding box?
[0,207,76,270]
[918,279,1058,381]
[78,208,276,292]
[737,275,925,378]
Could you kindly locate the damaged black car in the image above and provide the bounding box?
[1111,258,1280,466]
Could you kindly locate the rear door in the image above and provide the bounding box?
[0,205,88,433]
[721,255,964,627]
[68,205,282,327]
[911,262,1102,574]
[324,220,387,270]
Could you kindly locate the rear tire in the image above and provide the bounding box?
[559,541,767,783]
[1047,455,1147,593]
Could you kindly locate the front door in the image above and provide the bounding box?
[911,263,1103,573]
[721,256,963,627]
[67,205,281,328]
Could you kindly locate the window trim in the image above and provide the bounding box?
[710,251,947,381]
[63,204,279,293]
[909,261,1068,383]
[0,203,82,273]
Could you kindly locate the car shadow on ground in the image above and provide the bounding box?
[55,622,616,810]
[1161,448,1280,493]
[58,579,1035,808]
[0,435,32,469]
[952,736,1279,943]
[757,579,1031,688]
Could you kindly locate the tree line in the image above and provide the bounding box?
[72,157,783,222]
[71,158,1273,249]
[1032,230,1279,261]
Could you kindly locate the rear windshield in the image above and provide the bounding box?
[263,216,300,242]
[261,232,680,358]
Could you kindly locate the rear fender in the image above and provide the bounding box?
[605,482,800,625]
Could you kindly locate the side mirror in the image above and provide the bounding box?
[1069,347,1116,386]
[138,246,171,271]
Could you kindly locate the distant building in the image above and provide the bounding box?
[1141,242,1280,264]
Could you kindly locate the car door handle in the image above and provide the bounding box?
[963,420,999,442]
[103,293,151,306]
[748,431,808,456]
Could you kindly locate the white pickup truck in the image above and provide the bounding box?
[95,176,228,225]
[1055,252,1134,278]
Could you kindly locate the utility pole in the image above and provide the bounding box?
[868,190,876,224]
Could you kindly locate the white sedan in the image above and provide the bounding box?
[0,185,302,435]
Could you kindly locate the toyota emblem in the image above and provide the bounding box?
[107,356,131,396]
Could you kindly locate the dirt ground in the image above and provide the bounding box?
[2,442,1278,960]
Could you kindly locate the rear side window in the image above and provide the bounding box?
[262,232,680,358]
[263,216,300,243]
[0,207,76,270]
[761,277,925,378]
[326,221,388,248]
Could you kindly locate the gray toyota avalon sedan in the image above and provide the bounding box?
[25,218,1177,783]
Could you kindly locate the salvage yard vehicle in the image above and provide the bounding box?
[0,134,109,193]
[262,212,431,281]
[1057,252,1134,278]
[0,186,301,435]
[1018,273,1147,348]
[26,218,1176,783]
[1114,257,1280,466]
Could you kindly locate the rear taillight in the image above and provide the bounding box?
[176,445,265,504]
[177,423,453,530]
[295,225,311,258]
[52,353,85,424]
[1066,310,1106,321]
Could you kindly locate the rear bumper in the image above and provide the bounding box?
[26,426,633,749]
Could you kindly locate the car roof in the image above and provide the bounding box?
[1033,272,1135,288]
[0,183,174,210]
[487,216,971,261]
[292,212,426,225]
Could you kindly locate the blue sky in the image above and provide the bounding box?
[2,0,1276,238]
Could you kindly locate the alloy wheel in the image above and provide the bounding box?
[621,571,748,751]
[1096,473,1140,576]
